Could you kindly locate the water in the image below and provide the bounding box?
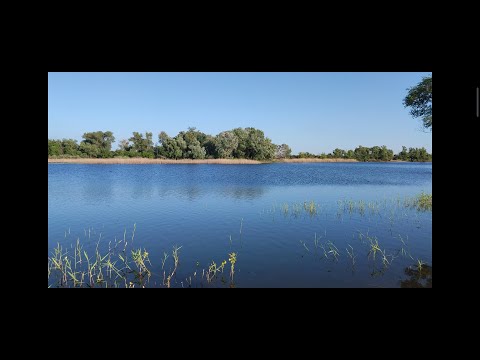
[48,162,432,288]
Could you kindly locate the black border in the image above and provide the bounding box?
[45,52,439,313]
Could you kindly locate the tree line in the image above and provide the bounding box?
[48,128,431,162]
[48,128,290,161]
[295,145,431,162]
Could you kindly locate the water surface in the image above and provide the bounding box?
[48,162,432,287]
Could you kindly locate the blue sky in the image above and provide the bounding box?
[48,72,432,154]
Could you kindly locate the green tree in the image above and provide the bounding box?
[408,147,431,162]
[298,152,316,158]
[183,128,206,159]
[370,146,381,160]
[158,131,188,159]
[129,132,154,158]
[174,135,187,158]
[80,131,115,158]
[231,128,248,158]
[158,131,179,159]
[332,148,346,158]
[48,139,63,156]
[82,131,115,150]
[215,131,239,158]
[354,146,370,162]
[396,146,409,161]
[118,139,131,151]
[79,142,100,158]
[403,75,432,130]
[115,139,132,157]
[275,144,292,159]
[244,127,276,160]
[379,145,393,161]
[202,135,217,158]
[61,139,80,156]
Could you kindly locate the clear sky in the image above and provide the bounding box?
[48,72,432,154]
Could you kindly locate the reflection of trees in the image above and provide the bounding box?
[221,187,266,200]
[131,183,155,200]
[184,187,201,201]
[82,172,114,203]
[156,186,266,201]
[400,264,432,288]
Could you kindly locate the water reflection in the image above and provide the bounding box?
[131,182,155,200]
[49,163,432,288]
[400,264,432,288]
[82,172,114,203]
[156,186,267,200]
[220,187,266,200]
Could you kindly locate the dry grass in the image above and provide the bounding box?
[275,158,358,163]
[48,158,263,165]
[48,157,360,164]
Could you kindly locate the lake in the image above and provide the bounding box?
[48,162,432,288]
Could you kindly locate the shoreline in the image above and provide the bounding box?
[48,158,263,164]
[48,158,360,164]
[47,158,430,165]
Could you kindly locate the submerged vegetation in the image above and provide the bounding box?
[48,226,429,288]
[48,128,431,162]
[275,193,432,219]
[48,238,237,288]
[49,192,431,288]
[404,192,432,211]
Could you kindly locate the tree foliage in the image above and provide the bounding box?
[80,131,115,158]
[156,127,277,161]
[275,144,292,159]
[48,139,63,156]
[129,132,154,158]
[391,146,431,162]
[215,131,238,158]
[291,145,428,162]
[403,75,432,130]
[48,128,431,162]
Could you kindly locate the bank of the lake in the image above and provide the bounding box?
[48,158,358,164]
[48,158,262,164]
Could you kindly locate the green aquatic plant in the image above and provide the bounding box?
[397,234,414,260]
[346,244,356,266]
[292,203,302,217]
[417,259,426,272]
[367,237,381,261]
[161,252,169,269]
[326,241,340,261]
[403,192,432,211]
[416,192,432,211]
[299,239,310,252]
[131,248,152,284]
[303,200,317,216]
[164,245,182,288]
[229,252,237,281]
[206,259,227,283]
[400,262,432,288]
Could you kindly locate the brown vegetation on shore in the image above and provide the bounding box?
[48,158,263,164]
[48,157,363,164]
